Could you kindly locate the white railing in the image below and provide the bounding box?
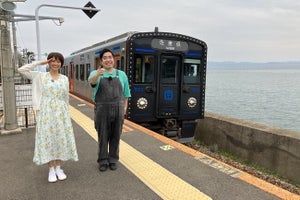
[0,84,36,128]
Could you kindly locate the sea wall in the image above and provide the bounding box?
[194,112,300,185]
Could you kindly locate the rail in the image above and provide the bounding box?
[0,83,36,128]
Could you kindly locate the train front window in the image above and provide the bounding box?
[134,55,154,83]
[183,59,200,83]
[161,57,178,84]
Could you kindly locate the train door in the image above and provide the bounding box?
[69,62,74,92]
[157,55,181,117]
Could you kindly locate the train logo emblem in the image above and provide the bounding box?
[164,90,173,101]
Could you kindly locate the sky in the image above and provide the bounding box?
[11,0,300,62]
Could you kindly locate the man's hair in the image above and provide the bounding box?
[99,49,114,60]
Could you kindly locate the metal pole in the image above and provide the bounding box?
[0,13,20,132]
[12,19,18,71]
[35,4,100,71]
[13,13,63,22]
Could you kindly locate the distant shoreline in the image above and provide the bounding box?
[207,61,300,68]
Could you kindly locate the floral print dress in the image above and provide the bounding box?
[33,72,78,165]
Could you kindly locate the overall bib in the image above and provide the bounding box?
[94,71,124,165]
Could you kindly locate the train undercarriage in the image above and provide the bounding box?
[139,118,197,143]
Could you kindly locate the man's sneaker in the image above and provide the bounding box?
[48,169,57,183]
[99,164,108,172]
[55,168,67,181]
[109,163,117,170]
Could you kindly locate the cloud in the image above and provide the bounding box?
[13,0,300,62]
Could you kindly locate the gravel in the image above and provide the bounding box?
[186,142,300,195]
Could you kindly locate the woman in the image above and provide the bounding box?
[18,52,78,183]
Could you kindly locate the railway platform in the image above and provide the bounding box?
[0,95,299,200]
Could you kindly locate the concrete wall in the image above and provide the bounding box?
[194,112,300,185]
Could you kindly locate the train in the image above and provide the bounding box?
[62,28,208,143]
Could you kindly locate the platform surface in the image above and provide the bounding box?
[0,95,298,200]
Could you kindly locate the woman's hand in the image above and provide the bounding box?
[39,57,55,65]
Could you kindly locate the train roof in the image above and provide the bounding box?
[70,31,137,55]
[68,28,207,57]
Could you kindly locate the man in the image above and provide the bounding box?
[88,49,131,172]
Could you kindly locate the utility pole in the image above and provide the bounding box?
[0,1,21,133]
[12,20,18,71]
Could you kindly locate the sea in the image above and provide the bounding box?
[205,65,300,134]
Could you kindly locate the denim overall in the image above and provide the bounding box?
[94,70,124,165]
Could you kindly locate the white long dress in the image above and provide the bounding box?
[33,72,78,165]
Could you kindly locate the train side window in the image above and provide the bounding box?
[70,63,74,79]
[65,65,69,77]
[183,59,200,83]
[116,59,120,69]
[95,57,100,70]
[86,64,91,81]
[134,55,154,84]
[75,64,79,80]
[121,56,125,71]
[80,64,85,81]
[59,66,64,74]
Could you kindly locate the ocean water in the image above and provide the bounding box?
[205,66,300,133]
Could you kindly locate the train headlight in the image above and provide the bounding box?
[187,97,197,108]
[137,97,148,109]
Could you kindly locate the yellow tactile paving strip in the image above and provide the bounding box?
[120,140,211,200]
[69,94,300,200]
[69,105,212,200]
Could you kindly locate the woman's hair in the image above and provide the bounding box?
[47,52,64,66]
[99,49,114,60]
